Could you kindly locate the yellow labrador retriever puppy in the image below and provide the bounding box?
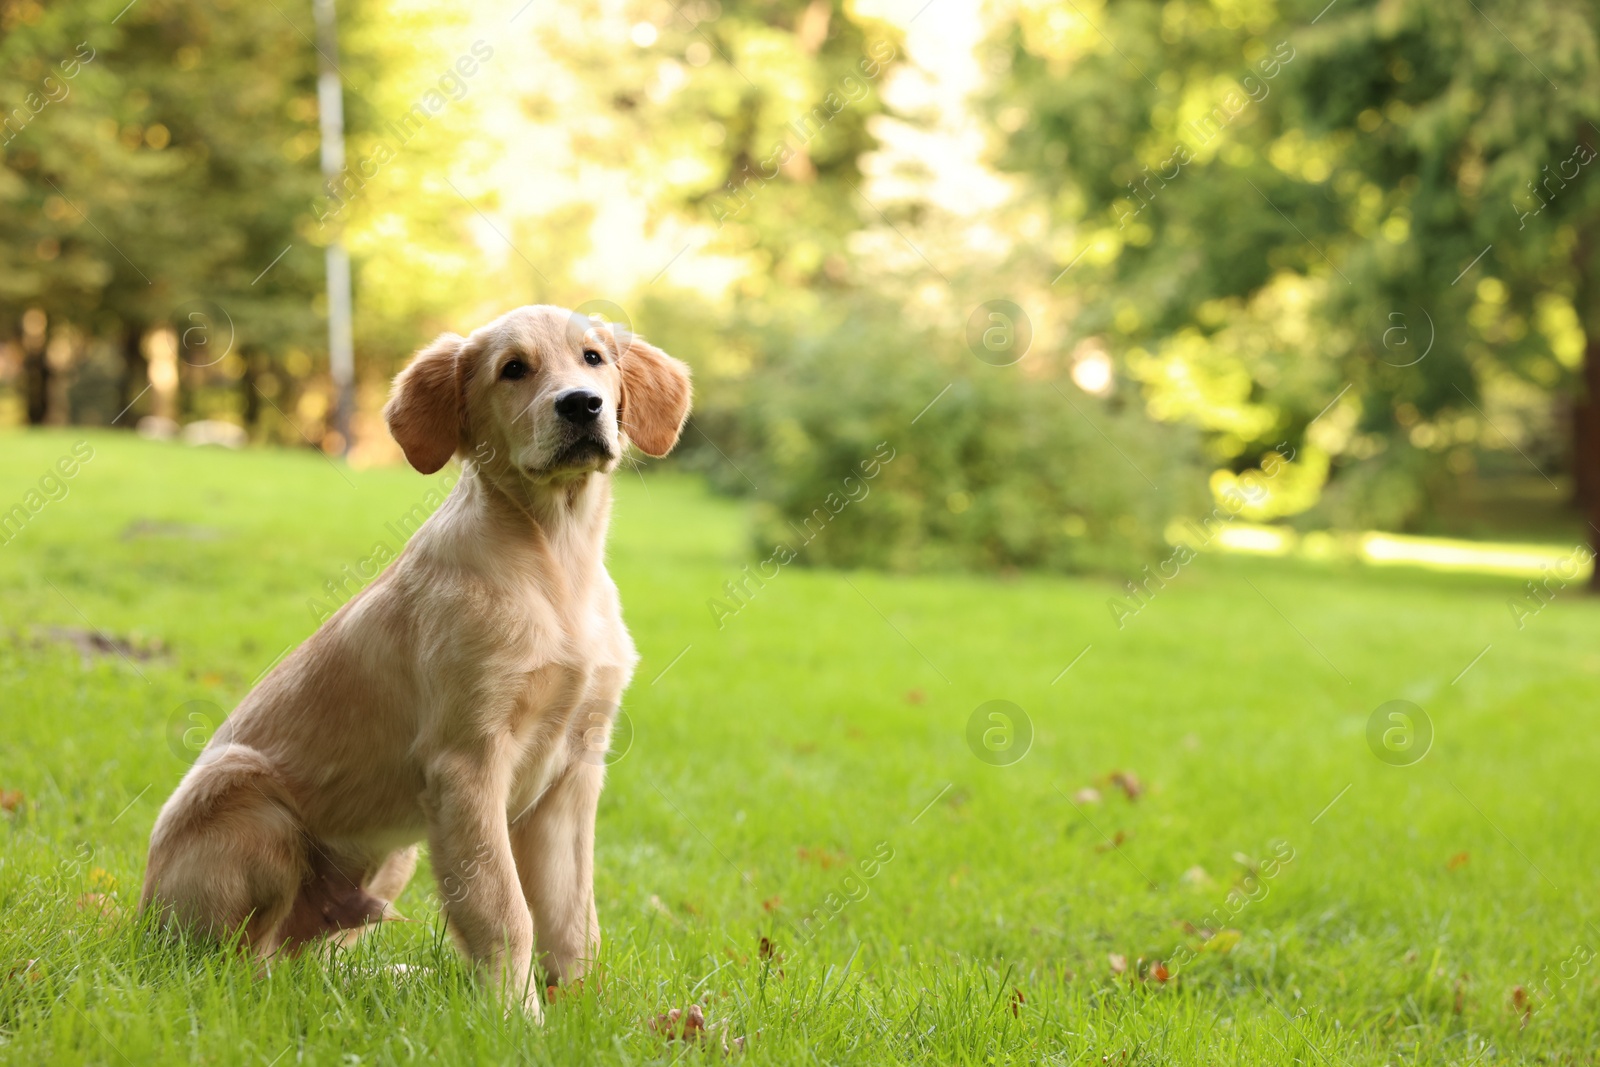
[141,305,691,1017]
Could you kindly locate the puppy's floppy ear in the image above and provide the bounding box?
[617,335,692,458]
[384,332,465,474]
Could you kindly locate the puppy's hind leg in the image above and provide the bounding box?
[365,845,420,917]
[140,744,306,960]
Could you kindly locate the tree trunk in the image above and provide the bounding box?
[241,345,261,434]
[20,360,49,425]
[118,322,147,427]
[178,361,193,424]
[1577,211,1600,590]
[1583,335,1600,591]
[21,320,48,425]
[1571,126,1600,591]
[1577,394,1596,510]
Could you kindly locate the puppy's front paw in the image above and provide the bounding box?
[486,985,544,1023]
[494,977,544,1023]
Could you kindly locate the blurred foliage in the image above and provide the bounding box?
[985,0,1600,535]
[730,296,1206,572]
[0,0,329,433]
[3,0,1598,571]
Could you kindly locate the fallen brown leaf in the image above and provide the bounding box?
[1094,830,1128,853]
[1150,961,1170,983]
[651,1004,708,1043]
[1108,952,1127,974]
[797,847,846,870]
[650,1004,750,1055]
[4,959,41,985]
[761,895,782,913]
[546,972,602,1002]
[905,689,926,705]
[0,789,24,815]
[1447,851,1470,871]
[1108,771,1144,802]
[1511,985,1533,1027]
[1010,988,1025,1016]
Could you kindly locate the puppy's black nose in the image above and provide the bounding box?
[554,388,603,423]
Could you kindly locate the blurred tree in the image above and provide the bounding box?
[987,0,1600,574]
[0,0,336,435]
[0,0,143,423]
[144,0,328,432]
[495,0,904,473]
[1,0,910,450]
[541,0,898,295]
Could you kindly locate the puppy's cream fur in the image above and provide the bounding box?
[141,306,691,1016]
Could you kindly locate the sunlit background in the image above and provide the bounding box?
[4,0,1598,579]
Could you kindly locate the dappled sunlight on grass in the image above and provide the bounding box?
[1195,521,1595,579]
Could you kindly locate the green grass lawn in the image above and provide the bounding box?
[2,429,1599,1065]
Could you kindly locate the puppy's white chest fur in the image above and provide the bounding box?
[498,580,637,823]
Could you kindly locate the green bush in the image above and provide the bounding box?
[731,303,1208,574]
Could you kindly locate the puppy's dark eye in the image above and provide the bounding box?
[501,359,528,381]
[583,350,603,367]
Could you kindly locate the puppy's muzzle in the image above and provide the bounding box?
[554,388,603,425]
[548,387,614,467]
